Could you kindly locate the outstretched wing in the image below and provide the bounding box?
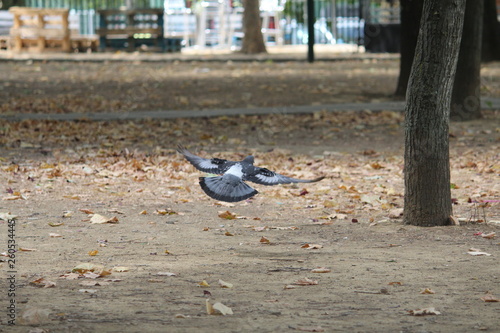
[177,145,233,175]
[245,168,325,186]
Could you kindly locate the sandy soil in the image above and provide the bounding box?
[0,60,499,333]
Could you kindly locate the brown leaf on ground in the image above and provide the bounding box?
[19,247,37,251]
[29,278,56,288]
[72,263,111,276]
[420,288,435,294]
[90,214,119,224]
[218,279,233,288]
[408,307,441,316]
[218,210,237,220]
[59,273,80,280]
[260,236,271,244]
[293,278,319,286]
[206,299,233,316]
[480,293,499,302]
[481,232,496,239]
[311,267,331,273]
[301,244,323,249]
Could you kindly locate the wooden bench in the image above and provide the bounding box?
[9,7,71,53]
[97,8,165,52]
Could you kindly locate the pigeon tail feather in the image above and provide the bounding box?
[199,176,258,202]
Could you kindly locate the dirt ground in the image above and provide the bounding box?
[0,60,499,333]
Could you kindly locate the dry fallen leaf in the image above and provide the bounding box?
[449,215,460,226]
[388,208,404,219]
[481,232,496,239]
[0,212,18,220]
[59,272,80,280]
[218,279,233,288]
[301,244,323,249]
[218,210,237,220]
[408,307,441,316]
[206,299,233,316]
[2,195,23,201]
[19,247,37,252]
[224,231,234,236]
[467,250,492,256]
[388,281,403,286]
[260,236,271,244]
[198,280,210,287]
[72,263,110,276]
[79,208,94,214]
[293,278,319,286]
[48,222,64,227]
[420,288,435,294]
[174,314,190,318]
[49,233,62,238]
[113,266,130,272]
[88,250,99,256]
[83,272,101,279]
[480,293,499,302]
[311,267,331,273]
[29,278,56,288]
[156,208,178,215]
[90,214,119,224]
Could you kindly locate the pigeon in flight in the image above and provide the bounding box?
[177,145,325,202]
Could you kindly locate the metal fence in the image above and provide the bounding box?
[15,0,400,46]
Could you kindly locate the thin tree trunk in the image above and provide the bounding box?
[482,0,500,62]
[394,0,423,97]
[451,0,483,121]
[404,0,466,227]
[240,0,267,54]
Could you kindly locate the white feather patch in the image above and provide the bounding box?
[225,164,243,178]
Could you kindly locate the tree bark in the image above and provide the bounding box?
[482,0,500,62]
[404,0,465,227]
[240,0,267,54]
[394,0,423,97]
[451,0,483,121]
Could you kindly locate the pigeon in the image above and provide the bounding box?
[177,145,325,202]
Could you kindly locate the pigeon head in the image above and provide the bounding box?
[242,155,254,165]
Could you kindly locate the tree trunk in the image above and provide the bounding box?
[451,0,483,121]
[404,0,465,227]
[482,0,500,61]
[240,0,267,54]
[394,0,423,97]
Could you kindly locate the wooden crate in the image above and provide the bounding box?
[9,7,70,53]
[97,8,165,52]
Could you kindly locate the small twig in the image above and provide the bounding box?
[354,289,389,295]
